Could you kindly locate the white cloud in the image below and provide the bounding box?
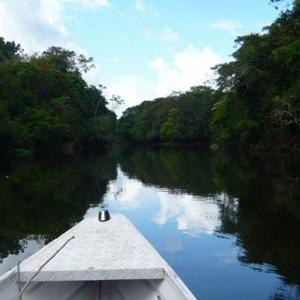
[83,66,106,88]
[135,0,145,12]
[0,0,109,53]
[149,45,224,97]
[155,193,221,236]
[160,27,179,42]
[108,76,142,106]
[0,0,67,52]
[104,169,221,236]
[73,0,110,8]
[210,19,243,36]
[255,21,272,33]
[160,238,183,253]
[107,76,155,115]
[85,68,155,115]
[102,167,151,210]
[141,27,179,43]
[95,168,223,237]
[134,0,159,17]
[0,1,224,115]
[107,178,144,210]
[84,69,142,116]
[84,45,223,114]
[84,167,239,237]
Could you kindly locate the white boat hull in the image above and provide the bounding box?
[0,214,197,300]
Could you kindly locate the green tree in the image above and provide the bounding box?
[0,37,20,62]
[118,86,219,145]
[210,0,300,152]
[0,37,116,156]
[160,108,184,142]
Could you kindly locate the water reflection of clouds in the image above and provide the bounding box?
[103,168,224,237]
[155,192,221,236]
[159,236,184,253]
[104,169,148,210]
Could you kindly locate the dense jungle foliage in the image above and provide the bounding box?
[0,38,116,156]
[1,0,299,156]
[117,86,220,145]
[211,0,300,152]
[118,0,300,153]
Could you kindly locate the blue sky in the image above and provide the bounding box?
[0,0,287,113]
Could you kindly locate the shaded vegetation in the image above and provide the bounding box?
[118,86,219,146]
[0,38,116,156]
[211,0,300,152]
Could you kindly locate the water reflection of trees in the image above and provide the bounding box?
[212,154,300,285]
[119,147,300,287]
[118,147,216,196]
[0,154,116,261]
[1,146,300,293]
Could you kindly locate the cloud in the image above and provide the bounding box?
[160,27,179,42]
[108,76,142,106]
[107,76,155,115]
[160,238,183,253]
[102,167,152,210]
[73,0,110,8]
[98,168,224,237]
[0,0,109,53]
[134,0,159,17]
[0,1,224,115]
[83,66,104,86]
[135,0,145,12]
[155,193,221,236]
[210,19,243,36]
[85,66,155,115]
[149,45,224,97]
[141,27,179,42]
[0,0,66,52]
[84,69,143,116]
[85,45,223,114]
[255,21,272,33]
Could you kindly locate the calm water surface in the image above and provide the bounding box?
[0,148,300,299]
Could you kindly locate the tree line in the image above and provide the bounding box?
[118,0,300,153]
[117,86,221,145]
[1,0,299,156]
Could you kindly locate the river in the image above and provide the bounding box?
[0,147,299,299]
